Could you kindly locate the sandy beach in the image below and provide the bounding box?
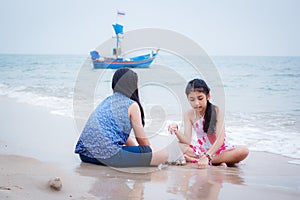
[1,96,300,200]
[1,0,300,198]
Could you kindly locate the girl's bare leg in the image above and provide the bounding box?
[179,143,198,162]
[212,146,249,165]
[150,147,169,166]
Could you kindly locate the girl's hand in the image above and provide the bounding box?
[168,124,178,135]
[197,156,209,169]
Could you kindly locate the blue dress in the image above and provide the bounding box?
[75,92,134,159]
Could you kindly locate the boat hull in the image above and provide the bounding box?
[92,53,157,69]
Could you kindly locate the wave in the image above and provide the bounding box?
[0,83,74,118]
[273,73,300,78]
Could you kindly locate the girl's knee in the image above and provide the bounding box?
[179,143,194,156]
[151,149,168,166]
[236,146,249,161]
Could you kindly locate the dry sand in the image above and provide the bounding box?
[0,96,299,199]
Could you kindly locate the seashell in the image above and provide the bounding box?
[48,177,62,191]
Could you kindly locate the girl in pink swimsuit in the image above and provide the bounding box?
[169,79,249,168]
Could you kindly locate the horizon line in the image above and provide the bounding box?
[0,52,299,57]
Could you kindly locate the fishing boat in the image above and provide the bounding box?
[90,21,158,69]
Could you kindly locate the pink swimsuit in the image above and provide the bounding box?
[190,114,234,157]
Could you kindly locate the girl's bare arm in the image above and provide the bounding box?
[128,102,151,146]
[125,137,137,146]
[170,110,193,145]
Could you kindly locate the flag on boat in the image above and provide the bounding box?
[117,10,126,16]
[112,23,124,35]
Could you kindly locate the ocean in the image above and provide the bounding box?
[0,54,299,164]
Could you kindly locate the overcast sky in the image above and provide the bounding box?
[0,0,299,56]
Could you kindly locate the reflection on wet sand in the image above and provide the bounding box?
[76,163,244,199]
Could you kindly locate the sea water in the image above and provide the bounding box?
[0,54,299,163]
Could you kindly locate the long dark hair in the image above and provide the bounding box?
[112,68,145,126]
[185,79,216,135]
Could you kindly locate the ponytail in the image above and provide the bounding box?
[204,101,217,135]
[130,89,145,126]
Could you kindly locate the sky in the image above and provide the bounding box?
[0,0,299,56]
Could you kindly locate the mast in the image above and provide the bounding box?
[112,10,125,59]
[116,29,120,59]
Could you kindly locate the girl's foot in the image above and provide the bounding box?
[218,162,227,168]
[184,154,199,162]
[166,156,187,166]
[175,158,186,166]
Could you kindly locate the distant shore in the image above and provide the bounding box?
[0,96,299,199]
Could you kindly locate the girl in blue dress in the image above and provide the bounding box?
[75,68,168,167]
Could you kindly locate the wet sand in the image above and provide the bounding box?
[0,97,299,199]
[0,154,95,200]
[1,152,299,200]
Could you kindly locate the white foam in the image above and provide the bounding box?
[50,109,74,118]
[2,84,300,161]
[227,126,300,160]
[0,85,74,118]
[0,84,27,96]
[288,160,300,165]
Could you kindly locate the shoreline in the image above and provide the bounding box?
[1,95,300,164]
[1,96,300,199]
[0,96,80,168]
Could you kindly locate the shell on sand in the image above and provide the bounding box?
[48,177,62,191]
